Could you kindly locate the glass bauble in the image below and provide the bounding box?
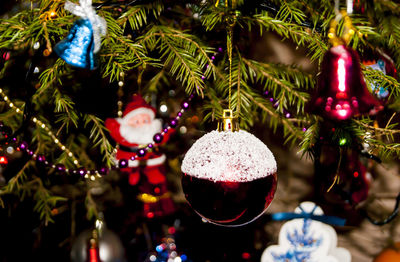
[181,130,277,227]
[70,228,126,262]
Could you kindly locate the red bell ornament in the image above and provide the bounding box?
[309,45,382,121]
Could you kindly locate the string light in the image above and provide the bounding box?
[0,41,217,180]
[117,72,125,117]
[0,90,194,179]
[0,87,81,165]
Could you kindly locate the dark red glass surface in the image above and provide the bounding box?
[182,173,277,226]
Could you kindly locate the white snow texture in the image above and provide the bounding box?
[181,130,277,182]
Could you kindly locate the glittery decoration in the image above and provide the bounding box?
[181,130,277,182]
[55,19,97,69]
[55,0,107,69]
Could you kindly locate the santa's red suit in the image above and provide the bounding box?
[105,95,175,218]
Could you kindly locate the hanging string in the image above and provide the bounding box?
[227,25,233,110]
[226,0,237,111]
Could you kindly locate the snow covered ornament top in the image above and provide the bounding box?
[181,130,277,182]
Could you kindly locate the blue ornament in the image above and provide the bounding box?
[55,19,97,69]
[366,59,390,99]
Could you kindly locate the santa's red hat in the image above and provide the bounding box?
[123,94,156,119]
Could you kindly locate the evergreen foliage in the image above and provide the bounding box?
[0,0,399,225]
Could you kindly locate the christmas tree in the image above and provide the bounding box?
[0,0,400,261]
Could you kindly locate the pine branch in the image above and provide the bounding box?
[243,91,305,144]
[276,0,306,25]
[35,59,66,101]
[368,140,400,160]
[33,177,67,225]
[53,88,79,130]
[117,2,163,30]
[298,119,319,158]
[83,114,114,167]
[363,67,400,99]
[242,11,328,61]
[138,26,212,95]
[242,58,311,113]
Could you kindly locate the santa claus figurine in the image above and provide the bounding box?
[105,94,175,218]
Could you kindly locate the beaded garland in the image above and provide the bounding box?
[0,45,223,180]
[0,93,193,180]
[262,90,308,132]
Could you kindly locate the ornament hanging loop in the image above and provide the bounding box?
[334,0,354,15]
[64,0,107,53]
[218,109,239,132]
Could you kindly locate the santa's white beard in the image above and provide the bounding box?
[119,119,162,145]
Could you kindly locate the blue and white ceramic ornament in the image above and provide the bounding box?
[261,202,351,262]
[55,0,107,69]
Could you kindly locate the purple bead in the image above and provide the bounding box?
[99,167,109,175]
[264,90,269,96]
[269,98,274,102]
[28,150,34,156]
[302,128,307,132]
[285,113,291,118]
[163,128,169,133]
[12,137,17,142]
[148,143,154,148]
[211,56,215,60]
[37,155,45,162]
[169,119,178,128]
[218,47,223,52]
[153,133,164,144]
[19,141,28,150]
[130,156,136,161]
[137,148,146,157]
[118,159,128,168]
[177,112,183,117]
[201,76,206,80]
[78,168,86,176]
[181,101,189,109]
[56,164,66,172]
[189,94,195,99]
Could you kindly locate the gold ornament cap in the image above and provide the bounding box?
[217,109,239,132]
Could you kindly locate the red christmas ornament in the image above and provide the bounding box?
[105,94,175,218]
[309,45,382,121]
[181,110,277,227]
